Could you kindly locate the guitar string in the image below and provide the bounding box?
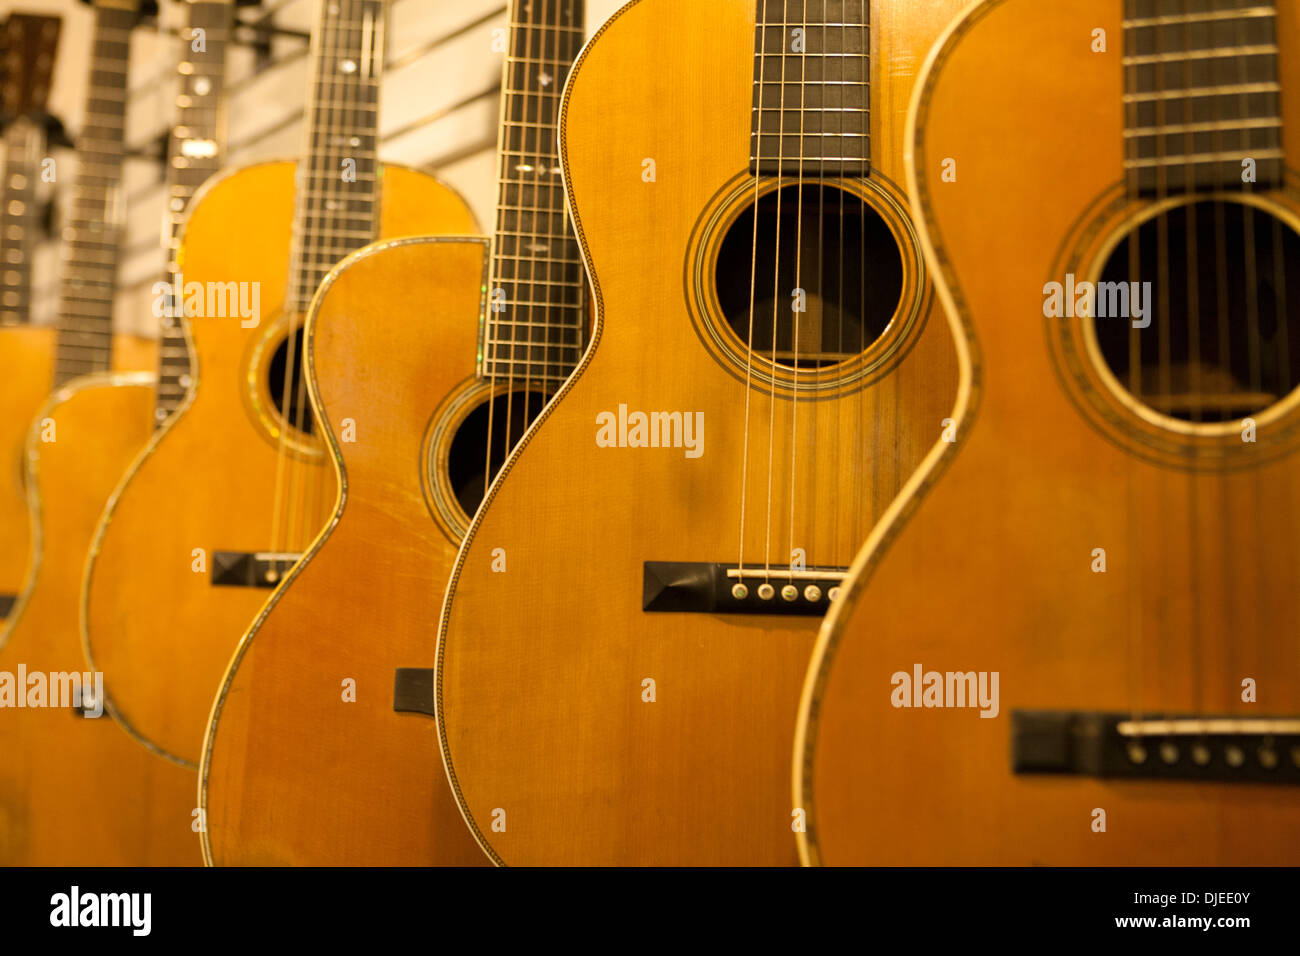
[267,0,330,566]
[1232,0,1274,717]
[1177,0,1204,732]
[287,0,349,556]
[518,0,565,467]
[498,0,534,499]
[784,1,811,589]
[482,0,514,517]
[833,1,846,568]
[1123,6,1143,734]
[292,0,369,557]
[1215,0,1238,726]
[736,0,770,581]
[762,2,791,581]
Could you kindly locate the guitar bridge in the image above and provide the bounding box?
[210,551,303,589]
[642,561,846,616]
[1012,711,1300,784]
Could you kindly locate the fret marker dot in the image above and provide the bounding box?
[340,59,357,74]
[539,72,552,87]
[192,77,211,96]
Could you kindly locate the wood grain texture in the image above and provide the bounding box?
[201,237,489,865]
[797,0,1300,865]
[0,374,198,865]
[0,326,55,616]
[435,0,961,866]
[0,331,155,620]
[83,162,479,768]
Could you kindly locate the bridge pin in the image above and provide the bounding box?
[730,583,748,600]
[828,586,840,601]
[781,585,798,602]
[1159,742,1178,765]
[1126,742,1147,765]
[1291,746,1300,769]
[1258,747,1279,770]
[1225,745,1245,768]
[1191,743,1211,766]
[757,583,775,600]
[803,585,822,602]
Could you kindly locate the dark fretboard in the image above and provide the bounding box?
[1123,0,1283,196]
[155,0,233,424]
[54,0,138,386]
[750,0,869,177]
[285,0,385,313]
[0,118,43,327]
[483,0,586,387]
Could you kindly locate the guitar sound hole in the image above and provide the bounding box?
[447,389,547,517]
[1095,200,1300,423]
[714,183,903,369]
[267,326,316,437]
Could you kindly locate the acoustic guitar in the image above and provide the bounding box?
[0,0,196,866]
[82,0,479,769]
[0,13,62,626]
[200,0,587,866]
[795,0,1300,864]
[436,0,963,865]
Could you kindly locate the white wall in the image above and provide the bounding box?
[1,0,626,337]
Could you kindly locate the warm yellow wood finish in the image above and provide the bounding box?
[0,374,197,865]
[1,330,155,618]
[201,236,490,865]
[83,162,478,767]
[436,0,960,866]
[796,0,1300,865]
[0,326,54,615]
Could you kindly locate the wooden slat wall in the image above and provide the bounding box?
[2,0,622,338]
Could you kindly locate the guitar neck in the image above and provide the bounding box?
[55,0,138,387]
[750,0,870,177]
[483,0,587,388]
[1122,0,1283,196]
[0,119,44,327]
[156,0,234,423]
[284,0,387,314]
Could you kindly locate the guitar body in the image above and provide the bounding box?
[0,373,197,865]
[84,161,477,767]
[201,236,489,866]
[435,0,959,865]
[796,0,1300,865]
[0,330,155,621]
[0,326,55,620]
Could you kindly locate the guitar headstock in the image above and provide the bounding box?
[2,13,62,122]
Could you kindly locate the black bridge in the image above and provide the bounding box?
[211,551,303,588]
[0,593,14,617]
[1012,711,1300,784]
[643,562,847,616]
